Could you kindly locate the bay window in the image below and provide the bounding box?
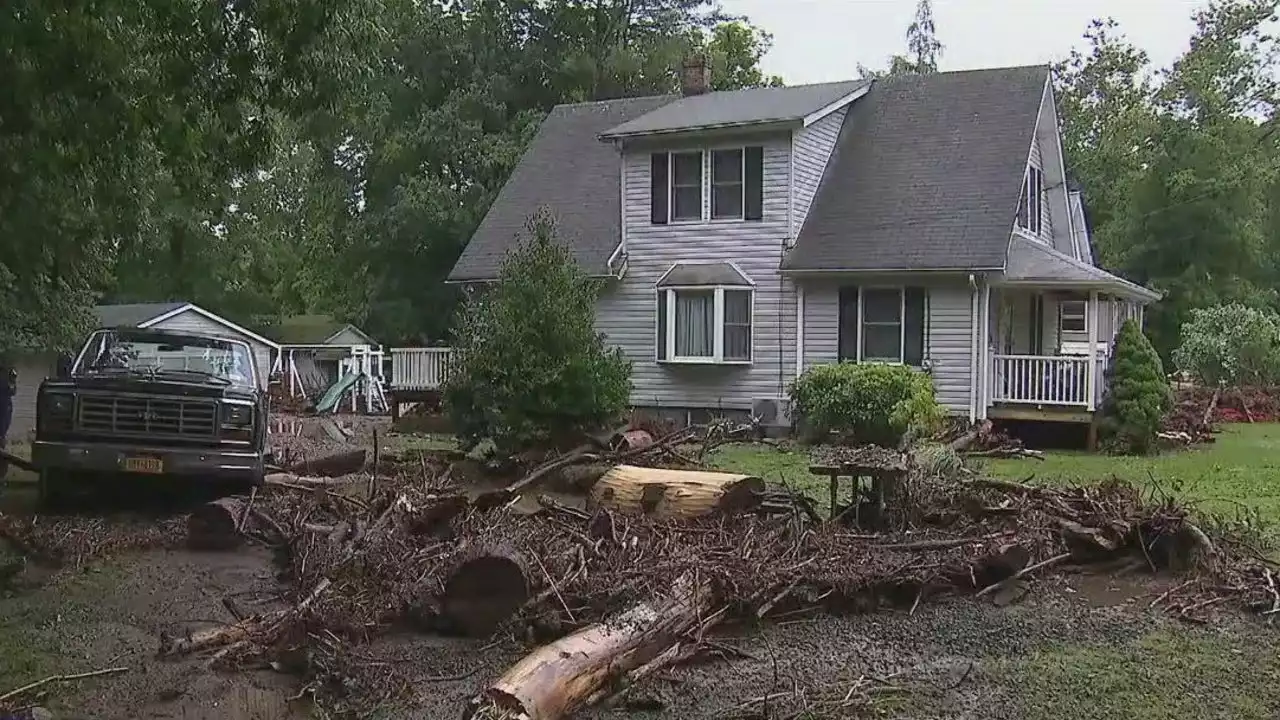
[655,263,754,364]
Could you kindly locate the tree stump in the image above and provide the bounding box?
[286,448,367,477]
[440,544,531,637]
[187,497,250,551]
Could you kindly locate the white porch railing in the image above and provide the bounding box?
[390,347,454,390]
[990,354,1095,407]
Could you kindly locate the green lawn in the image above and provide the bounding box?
[993,628,1280,720]
[983,423,1280,525]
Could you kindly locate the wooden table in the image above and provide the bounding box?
[809,460,907,526]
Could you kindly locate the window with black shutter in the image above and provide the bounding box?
[670,152,703,221]
[838,287,928,365]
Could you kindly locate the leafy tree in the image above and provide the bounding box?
[701,21,785,90]
[0,0,388,350]
[858,0,944,78]
[1172,304,1280,387]
[1056,1,1279,359]
[443,214,632,453]
[1100,319,1171,455]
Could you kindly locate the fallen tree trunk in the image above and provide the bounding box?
[464,572,716,720]
[949,420,993,452]
[439,543,532,637]
[589,465,763,519]
[286,448,367,477]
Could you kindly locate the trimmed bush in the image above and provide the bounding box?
[1100,319,1171,455]
[443,213,632,453]
[1172,303,1280,387]
[789,363,944,447]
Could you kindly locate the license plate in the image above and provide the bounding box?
[123,457,164,474]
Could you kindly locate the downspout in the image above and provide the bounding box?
[968,273,978,423]
[796,284,805,377]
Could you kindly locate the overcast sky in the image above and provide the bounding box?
[721,0,1211,84]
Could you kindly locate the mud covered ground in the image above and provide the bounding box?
[1,416,1277,720]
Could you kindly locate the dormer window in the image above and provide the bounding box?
[1016,165,1044,235]
[650,147,764,224]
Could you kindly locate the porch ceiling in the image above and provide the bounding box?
[1001,235,1160,302]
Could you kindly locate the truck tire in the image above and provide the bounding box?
[37,469,75,512]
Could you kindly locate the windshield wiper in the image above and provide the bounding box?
[154,368,233,385]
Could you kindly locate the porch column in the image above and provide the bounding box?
[1086,290,1099,411]
[978,282,991,419]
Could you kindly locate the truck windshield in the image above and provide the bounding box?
[74,329,257,388]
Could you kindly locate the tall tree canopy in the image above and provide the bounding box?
[1056,0,1279,358]
[0,0,780,350]
[859,0,944,78]
[0,0,385,351]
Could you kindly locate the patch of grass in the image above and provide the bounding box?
[0,564,124,704]
[991,627,1280,719]
[984,423,1280,524]
[383,433,457,454]
[708,442,823,504]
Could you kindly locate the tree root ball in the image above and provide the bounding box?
[441,551,531,637]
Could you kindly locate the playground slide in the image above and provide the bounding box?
[316,372,361,414]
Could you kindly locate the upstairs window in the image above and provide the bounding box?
[650,147,764,224]
[711,149,744,219]
[1016,165,1044,235]
[670,151,703,221]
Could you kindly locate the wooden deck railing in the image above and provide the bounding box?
[990,354,1096,407]
[390,347,453,390]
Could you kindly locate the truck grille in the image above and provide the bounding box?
[77,395,219,439]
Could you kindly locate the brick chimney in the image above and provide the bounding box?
[681,54,710,96]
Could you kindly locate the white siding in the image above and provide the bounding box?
[597,133,795,410]
[9,353,57,443]
[326,327,373,347]
[791,108,847,238]
[798,278,974,415]
[149,310,274,389]
[927,286,974,413]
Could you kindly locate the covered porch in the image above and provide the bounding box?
[979,236,1160,419]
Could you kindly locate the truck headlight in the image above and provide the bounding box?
[46,393,75,417]
[220,403,253,428]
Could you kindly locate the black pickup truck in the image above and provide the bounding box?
[31,326,269,507]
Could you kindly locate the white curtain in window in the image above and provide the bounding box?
[675,291,714,357]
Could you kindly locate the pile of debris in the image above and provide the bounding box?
[1160,385,1280,446]
[148,439,1276,716]
[2,423,1276,719]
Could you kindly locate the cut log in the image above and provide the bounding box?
[588,465,764,520]
[949,420,993,452]
[1202,389,1220,428]
[464,572,716,720]
[0,449,38,474]
[187,497,251,551]
[286,449,367,477]
[440,544,532,637]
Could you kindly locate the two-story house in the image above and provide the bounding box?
[446,59,1160,432]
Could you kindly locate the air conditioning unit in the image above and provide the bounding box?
[751,396,792,427]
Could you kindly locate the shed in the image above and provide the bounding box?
[266,315,383,403]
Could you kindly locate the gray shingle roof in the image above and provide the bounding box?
[448,95,676,282]
[657,262,752,287]
[1004,235,1160,301]
[96,302,188,328]
[599,80,869,138]
[783,66,1050,272]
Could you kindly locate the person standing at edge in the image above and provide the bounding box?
[0,359,14,479]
